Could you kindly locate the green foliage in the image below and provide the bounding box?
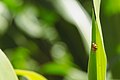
[88,0,107,80]
[0,0,120,80]
[0,49,47,80]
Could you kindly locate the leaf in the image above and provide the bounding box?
[0,49,18,80]
[15,69,47,80]
[64,68,88,80]
[88,0,107,80]
[51,0,92,54]
[41,62,70,76]
[93,0,100,19]
[15,6,43,38]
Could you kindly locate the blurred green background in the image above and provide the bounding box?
[0,0,120,80]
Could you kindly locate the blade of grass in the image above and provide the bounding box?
[0,49,18,80]
[15,69,47,80]
[88,0,107,80]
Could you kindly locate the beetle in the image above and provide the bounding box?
[92,42,97,52]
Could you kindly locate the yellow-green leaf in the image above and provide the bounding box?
[88,0,107,80]
[93,0,100,19]
[15,69,47,80]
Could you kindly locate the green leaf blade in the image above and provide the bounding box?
[96,21,107,80]
[93,0,101,18]
[88,11,97,80]
[88,0,107,80]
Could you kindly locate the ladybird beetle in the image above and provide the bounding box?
[92,43,97,51]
